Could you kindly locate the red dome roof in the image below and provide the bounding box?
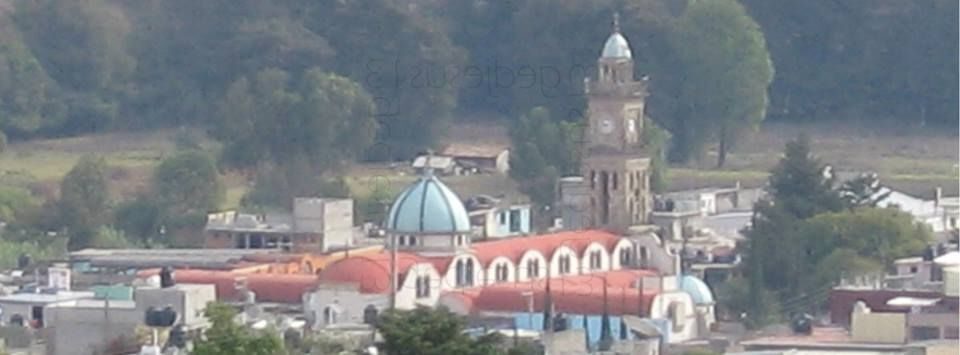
[318,252,426,294]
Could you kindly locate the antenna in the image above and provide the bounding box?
[613,12,621,33]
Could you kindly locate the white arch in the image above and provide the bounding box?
[611,238,634,270]
[397,262,443,309]
[549,245,580,277]
[517,250,548,282]
[484,256,516,284]
[438,254,483,290]
[580,242,611,273]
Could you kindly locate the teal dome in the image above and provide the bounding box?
[680,275,715,305]
[386,175,471,234]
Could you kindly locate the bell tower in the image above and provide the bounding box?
[581,13,652,231]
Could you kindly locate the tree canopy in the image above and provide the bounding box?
[376,307,508,355]
[669,0,773,165]
[59,156,111,249]
[740,136,931,326]
[192,302,285,355]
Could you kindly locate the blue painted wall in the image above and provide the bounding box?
[508,313,670,348]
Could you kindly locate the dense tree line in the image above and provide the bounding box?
[734,136,931,328]
[0,0,953,155]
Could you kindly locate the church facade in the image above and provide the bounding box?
[308,17,714,346]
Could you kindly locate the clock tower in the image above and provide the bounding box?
[580,13,652,231]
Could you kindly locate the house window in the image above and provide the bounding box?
[465,259,475,286]
[527,259,540,279]
[559,255,572,275]
[456,260,466,286]
[509,209,522,233]
[619,248,632,266]
[944,326,959,339]
[931,265,943,281]
[416,276,431,298]
[363,305,379,325]
[323,306,339,325]
[612,173,618,190]
[499,212,507,225]
[409,236,418,246]
[589,250,602,270]
[911,326,940,341]
[910,266,918,274]
[495,263,509,282]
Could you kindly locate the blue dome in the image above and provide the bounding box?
[680,275,715,305]
[386,175,471,234]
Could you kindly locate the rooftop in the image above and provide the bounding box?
[0,291,95,304]
[740,327,906,351]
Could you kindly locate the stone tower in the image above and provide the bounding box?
[580,13,652,231]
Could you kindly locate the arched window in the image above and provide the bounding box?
[465,259,475,286]
[363,305,379,325]
[619,247,632,266]
[495,263,508,282]
[455,260,466,286]
[589,250,602,270]
[559,255,571,275]
[527,259,540,279]
[416,276,431,298]
[639,246,649,267]
[323,306,339,325]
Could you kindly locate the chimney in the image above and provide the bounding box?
[934,187,942,208]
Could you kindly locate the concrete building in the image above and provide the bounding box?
[465,195,531,240]
[205,197,354,252]
[440,143,510,174]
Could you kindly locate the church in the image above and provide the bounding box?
[310,16,715,346]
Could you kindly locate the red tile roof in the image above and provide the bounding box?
[471,230,622,266]
[140,269,320,304]
[446,269,658,316]
[318,252,426,293]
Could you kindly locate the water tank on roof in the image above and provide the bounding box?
[790,313,813,335]
[159,267,175,288]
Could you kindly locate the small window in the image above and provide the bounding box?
[498,212,507,225]
[409,236,418,246]
[559,255,572,275]
[465,260,475,286]
[363,305,379,325]
[509,209,522,233]
[416,276,431,298]
[590,250,602,270]
[612,173,618,190]
[495,264,509,282]
[911,326,940,341]
[910,266,918,274]
[944,326,959,339]
[527,259,540,279]
[323,306,339,325]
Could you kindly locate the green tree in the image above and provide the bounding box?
[766,135,843,220]
[302,0,466,159]
[669,0,773,166]
[216,68,377,170]
[377,307,503,355]
[508,107,582,208]
[59,156,111,249]
[838,173,890,209]
[193,302,285,355]
[0,39,65,137]
[641,117,671,192]
[153,150,225,217]
[0,186,37,224]
[89,226,136,249]
[114,195,164,246]
[14,0,135,134]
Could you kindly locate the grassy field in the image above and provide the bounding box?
[0,121,956,209]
